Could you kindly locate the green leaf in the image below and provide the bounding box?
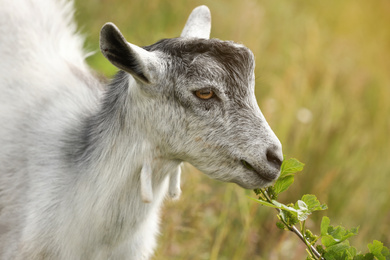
[321,216,331,237]
[322,240,362,260]
[301,194,328,212]
[347,246,358,257]
[367,240,390,260]
[280,158,305,178]
[322,235,338,248]
[295,199,310,221]
[368,240,383,257]
[273,175,295,195]
[316,244,326,256]
[293,196,327,222]
[324,241,351,260]
[249,196,298,215]
[248,197,279,209]
[321,216,359,248]
[353,253,375,260]
[272,200,299,214]
[327,241,350,253]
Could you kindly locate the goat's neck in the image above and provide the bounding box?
[54,73,179,252]
[75,72,178,209]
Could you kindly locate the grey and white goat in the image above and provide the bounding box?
[0,0,283,259]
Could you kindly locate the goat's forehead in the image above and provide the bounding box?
[144,38,254,60]
[145,38,255,95]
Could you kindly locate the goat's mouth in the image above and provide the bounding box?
[241,159,279,182]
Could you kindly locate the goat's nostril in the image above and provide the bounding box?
[266,149,283,170]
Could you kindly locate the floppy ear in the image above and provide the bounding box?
[181,5,211,39]
[100,22,159,84]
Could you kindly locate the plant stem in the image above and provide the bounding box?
[301,221,316,259]
[295,224,321,259]
[259,189,324,260]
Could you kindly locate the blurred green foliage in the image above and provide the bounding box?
[74,0,390,259]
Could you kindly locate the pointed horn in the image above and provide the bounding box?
[181,5,211,39]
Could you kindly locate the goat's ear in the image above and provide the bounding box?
[181,5,211,39]
[100,23,159,84]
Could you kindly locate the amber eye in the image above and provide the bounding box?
[195,89,215,100]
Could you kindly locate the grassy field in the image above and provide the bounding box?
[74,0,390,259]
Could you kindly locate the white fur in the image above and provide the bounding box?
[0,0,187,259]
[0,1,283,259]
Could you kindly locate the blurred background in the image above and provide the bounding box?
[74,0,390,259]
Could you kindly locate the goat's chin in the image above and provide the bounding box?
[195,164,279,190]
[227,168,280,189]
[204,170,276,190]
[233,168,280,189]
[231,178,274,190]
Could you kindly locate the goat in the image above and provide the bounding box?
[0,0,283,259]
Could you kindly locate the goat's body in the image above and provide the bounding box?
[0,0,283,259]
[0,1,175,259]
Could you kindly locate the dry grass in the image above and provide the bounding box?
[75,0,390,258]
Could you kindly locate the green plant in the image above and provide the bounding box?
[251,158,390,260]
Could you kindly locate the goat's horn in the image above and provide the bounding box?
[181,5,211,39]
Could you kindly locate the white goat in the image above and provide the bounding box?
[0,0,283,259]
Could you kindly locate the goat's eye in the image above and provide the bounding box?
[195,89,215,100]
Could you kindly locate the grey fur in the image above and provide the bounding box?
[0,1,282,259]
